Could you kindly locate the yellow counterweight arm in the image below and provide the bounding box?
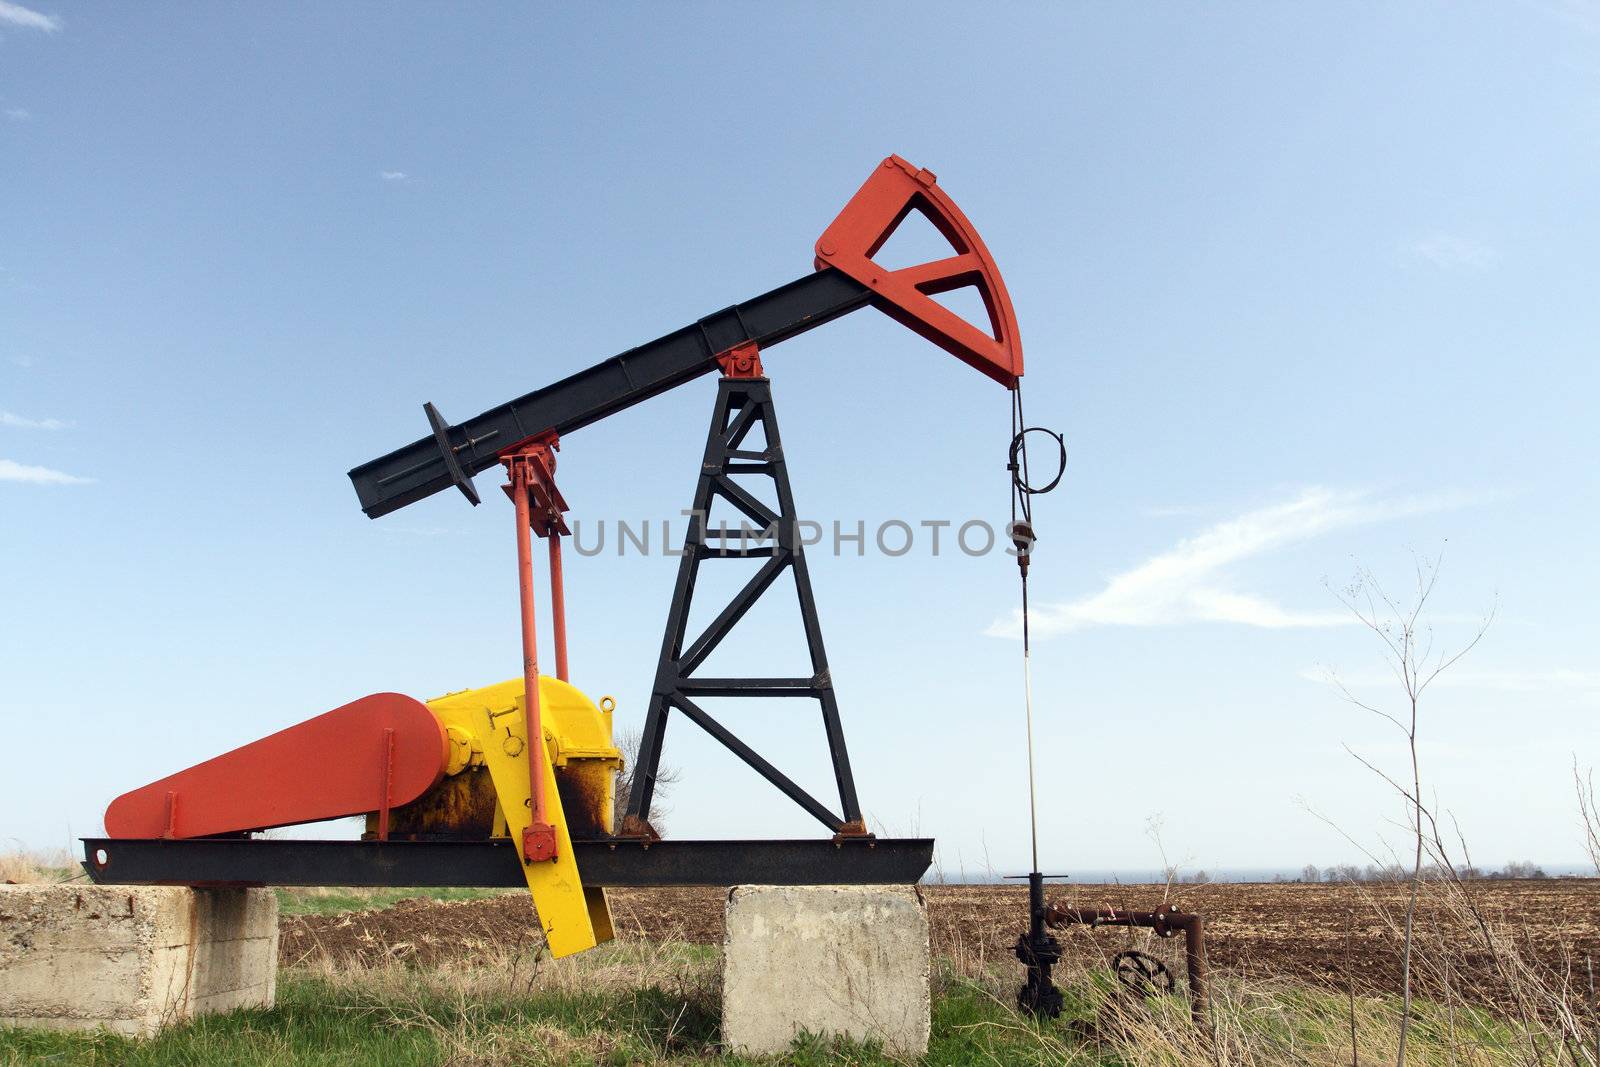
[427,678,617,958]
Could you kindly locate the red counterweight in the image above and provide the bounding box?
[104,693,447,840]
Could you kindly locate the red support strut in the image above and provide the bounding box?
[548,534,568,682]
[500,432,570,863]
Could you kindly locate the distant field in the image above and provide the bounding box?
[281,879,1600,997]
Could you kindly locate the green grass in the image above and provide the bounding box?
[1,976,451,1067]
[273,886,518,916]
[0,948,1544,1066]
[0,973,1067,1067]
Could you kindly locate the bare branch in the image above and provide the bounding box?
[1343,743,1427,810]
[1297,796,1403,873]
[1329,673,1409,734]
[1417,596,1498,696]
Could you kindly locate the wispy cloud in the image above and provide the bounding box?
[1,410,71,430]
[4,107,31,122]
[0,0,61,32]
[989,487,1485,637]
[379,170,410,183]
[0,458,92,485]
[1404,233,1496,271]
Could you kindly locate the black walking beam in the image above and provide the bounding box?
[348,270,870,519]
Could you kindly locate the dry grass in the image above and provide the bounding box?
[292,930,718,1003]
[0,848,78,885]
[284,935,724,1064]
[268,937,1563,1066]
[923,872,1599,1067]
[930,966,1521,1067]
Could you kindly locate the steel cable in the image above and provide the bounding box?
[1008,387,1065,873]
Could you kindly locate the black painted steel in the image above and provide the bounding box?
[80,837,933,888]
[349,270,871,518]
[623,377,863,835]
[1015,869,1065,1017]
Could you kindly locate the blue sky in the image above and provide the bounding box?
[2,3,1595,876]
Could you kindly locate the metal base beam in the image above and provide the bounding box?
[81,837,934,889]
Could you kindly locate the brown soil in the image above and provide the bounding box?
[277,888,728,969]
[927,881,1600,998]
[280,880,1600,1000]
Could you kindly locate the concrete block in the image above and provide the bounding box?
[723,884,929,1056]
[0,885,278,1036]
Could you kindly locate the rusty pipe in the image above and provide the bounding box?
[1044,903,1210,1029]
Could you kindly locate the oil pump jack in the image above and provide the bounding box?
[82,155,1039,961]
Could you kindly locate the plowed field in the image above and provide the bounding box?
[280,879,1599,1004]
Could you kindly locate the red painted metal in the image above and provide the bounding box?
[715,341,765,379]
[499,432,568,863]
[508,452,549,860]
[816,155,1023,388]
[376,727,396,841]
[548,533,569,682]
[104,693,446,840]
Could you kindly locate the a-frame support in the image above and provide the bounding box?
[622,363,866,837]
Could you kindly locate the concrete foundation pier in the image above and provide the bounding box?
[722,884,930,1056]
[0,885,278,1036]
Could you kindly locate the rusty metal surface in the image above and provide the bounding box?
[1045,902,1210,1030]
[373,759,613,843]
[555,762,613,839]
[372,766,500,839]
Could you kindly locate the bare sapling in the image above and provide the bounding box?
[1323,551,1495,1067]
[613,728,682,835]
[1577,760,1600,878]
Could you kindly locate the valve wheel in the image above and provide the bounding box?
[1112,950,1174,999]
